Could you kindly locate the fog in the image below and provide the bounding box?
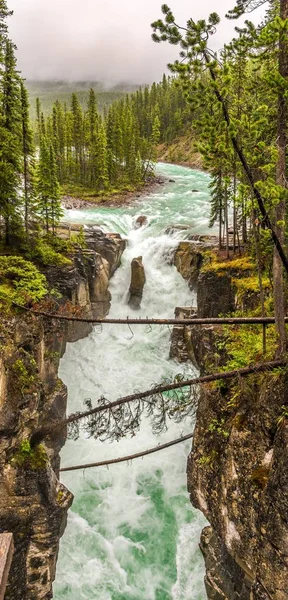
[8,0,265,84]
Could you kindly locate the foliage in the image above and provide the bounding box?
[198,449,219,468]
[28,240,71,267]
[12,357,37,391]
[35,85,161,196]
[0,256,48,308]
[202,254,255,275]
[232,275,271,300]
[11,440,48,470]
[221,324,278,371]
[277,404,288,426]
[207,417,229,439]
[151,1,288,350]
[68,226,87,250]
[26,80,136,120]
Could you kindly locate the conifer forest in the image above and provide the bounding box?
[0,0,287,349]
[0,0,288,598]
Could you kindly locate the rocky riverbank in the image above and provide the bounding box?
[61,176,166,210]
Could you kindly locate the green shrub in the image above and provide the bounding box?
[0,256,48,308]
[12,358,37,391]
[232,275,271,299]
[221,324,278,371]
[30,241,71,267]
[11,440,48,470]
[202,254,254,275]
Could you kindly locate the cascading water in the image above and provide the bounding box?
[54,163,212,600]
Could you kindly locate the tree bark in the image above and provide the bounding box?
[274,0,288,355]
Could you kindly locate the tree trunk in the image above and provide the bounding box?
[219,172,222,250]
[23,138,29,235]
[225,181,229,258]
[5,217,10,246]
[274,0,288,355]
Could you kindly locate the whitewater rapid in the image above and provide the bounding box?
[54,163,211,600]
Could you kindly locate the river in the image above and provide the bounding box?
[54,163,212,600]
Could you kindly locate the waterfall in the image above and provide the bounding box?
[54,163,211,600]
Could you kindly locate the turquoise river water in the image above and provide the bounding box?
[54,163,212,600]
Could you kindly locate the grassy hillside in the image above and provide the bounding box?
[158,134,202,169]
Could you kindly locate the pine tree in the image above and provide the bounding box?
[71,93,84,183]
[36,138,51,233]
[20,80,35,234]
[86,88,99,186]
[36,138,62,234]
[95,120,109,190]
[227,0,288,352]
[0,38,22,244]
[48,143,62,234]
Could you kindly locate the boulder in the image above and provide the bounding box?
[128,256,146,310]
[134,215,148,229]
[165,225,190,235]
[174,241,204,290]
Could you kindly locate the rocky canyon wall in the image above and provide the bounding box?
[0,228,125,600]
[174,240,288,600]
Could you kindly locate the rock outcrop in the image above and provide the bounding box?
[172,243,288,600]
[0,228,126,599]
[174,238,217,291]
[134,215,148,229]
[83,228,126,276]
[188,358,288,600]
[197,271,235,318]
[0,315,73,600]
[128,256,146,310]
[169,307,197,363]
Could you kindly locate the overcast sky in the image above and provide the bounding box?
[8,0,265,84]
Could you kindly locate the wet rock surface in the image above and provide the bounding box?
[173,243,288,600]
[0,316,73,600]
[133,215,148,229]
[128,256,146,310]
[188,365,288,600]
[173,237,217,290]
[0,229,126,599]
[169,307,197,363]
[197,271,234,318]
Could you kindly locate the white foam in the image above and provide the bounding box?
[55,163,208,599]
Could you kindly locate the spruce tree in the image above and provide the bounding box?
[71,93,84,183]
[227,0,288,352]
[20,80,35,234]
[36,138,62,234]
[86,88,99,186]
[95,120,109,190]
[0,38,22,244]
[48,143,62,235]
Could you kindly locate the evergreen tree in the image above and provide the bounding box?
[86,88,98,186]
[95,120,109,190]
[151,3,288,353]
[0,38,22,244]
[48,143,62,234]
[71,93,84,182]
[20,80,35,233]
[36,138,62,234]
[227,0,288,352]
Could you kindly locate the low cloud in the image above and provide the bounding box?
[8,0,265,84]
